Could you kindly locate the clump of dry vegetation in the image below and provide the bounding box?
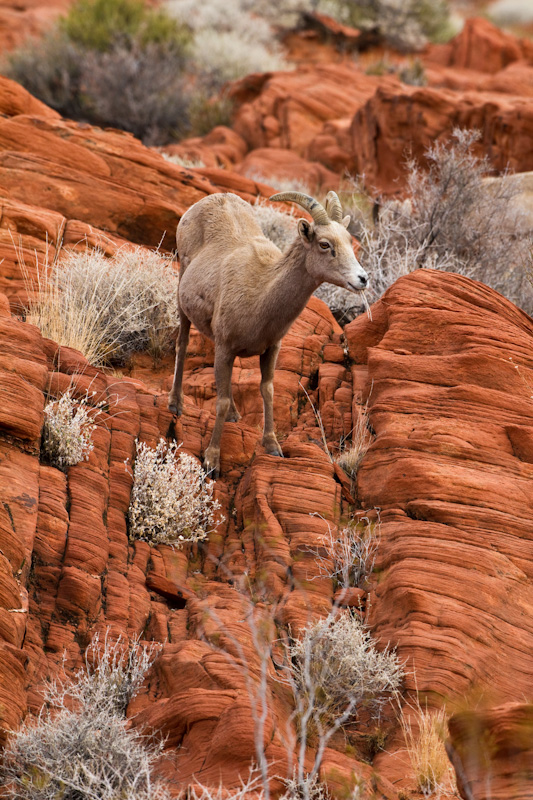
[126,439,223,547]
[316,518,381,589]
[351,129,532,315]
[289,612,404,724]
[26,245,179,366]
[400,702,454,796]
[1,633,169,800]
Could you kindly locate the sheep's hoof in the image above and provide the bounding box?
[203,447,220,479]
[168,394,183,417]
[226,406,241,423]
[262,436,283,458]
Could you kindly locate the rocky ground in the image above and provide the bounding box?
[0,5,533,800]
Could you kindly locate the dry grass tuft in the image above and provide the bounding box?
[26,245,179,366]
[401,703,453,796]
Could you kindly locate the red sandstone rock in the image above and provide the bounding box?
[427,17,533,74]
[349,82,533,193]
[0,0,71,52]
[447,702,533,800]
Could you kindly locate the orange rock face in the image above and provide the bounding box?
[3,16,533,798]
[447,702,533,800]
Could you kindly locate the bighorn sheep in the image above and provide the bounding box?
[168,190,368,477]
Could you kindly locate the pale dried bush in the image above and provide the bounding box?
[126,439,223,547]
[289,612,404,724]
[193,29,287,89]
[316,518,381,589]
[184,770,265,800]
[41,389,104,470]
[27,246,179,366]
[335,402,373,479]
[1,633,169,800]
[401,703,453,796]
[252,200,298,252]
[356,129,533,312]
[161,152,206,168]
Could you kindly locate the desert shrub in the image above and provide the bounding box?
[252,200,298,252]
[1,633,169,800]
[289,612,404,724]
[399,58,427,85]
[192,29,286,91]
[322,0,455,50]
[335,402,373,479]
[187,91,235,137]
[357,129,532,311]
[167,0,288,94]
[126,439,223,547]
[313,282,367,324]
[27,246,179,366]
[60,0,190,52]
[317,518,380,589]
[2,33,86,119]
[2,0,191,143]
[161,152,206,168]
[401,703,452,796]
[80,42,190,143]
[41,389,105,470]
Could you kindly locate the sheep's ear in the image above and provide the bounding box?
[342,214,350,228]
[298,218,314,247]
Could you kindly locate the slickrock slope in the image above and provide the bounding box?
[1,242,533,798]
[448,701,533,800]
[345,270,533,793]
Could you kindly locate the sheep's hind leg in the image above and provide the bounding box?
[260,342,283,457]
[204,347,235,478]
[168,309,191,417]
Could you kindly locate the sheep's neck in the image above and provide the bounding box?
[260,241,318,335]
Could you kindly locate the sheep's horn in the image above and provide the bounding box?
[325,190,343,223]
[269,192,330,226]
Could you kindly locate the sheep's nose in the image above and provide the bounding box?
[360,274,368,287]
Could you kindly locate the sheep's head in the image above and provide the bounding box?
[269,191,368,292]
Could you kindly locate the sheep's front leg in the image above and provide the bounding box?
[260,342,283,457]
[204,348,235,478]
[168,309,191,417]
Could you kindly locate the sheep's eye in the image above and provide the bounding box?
[319,241,330,250]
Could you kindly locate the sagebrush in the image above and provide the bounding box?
[126,439,223,547]
[26,246,179,366]
[1,633,169,800]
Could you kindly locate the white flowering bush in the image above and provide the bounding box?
[1,632,170,800]
[126,439,222,547]
[42,390,104,470]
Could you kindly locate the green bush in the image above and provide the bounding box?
[59,0,191,52]
[2,0,191,143]
[323,0,455,51]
